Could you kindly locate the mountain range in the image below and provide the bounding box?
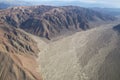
[0,5,120,80]
[0,6,116,39]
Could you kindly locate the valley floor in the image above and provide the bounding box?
[31,23,120,80]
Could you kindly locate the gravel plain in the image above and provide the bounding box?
[31,23,120,80]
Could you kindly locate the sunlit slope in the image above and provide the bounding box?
[33,23,120,80]
[0,24,42,80]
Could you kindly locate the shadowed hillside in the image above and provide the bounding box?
[0,6,116,39]
[113,24,120,32]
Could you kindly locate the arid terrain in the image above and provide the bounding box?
[0,5,120,80]
[30,22,120,80]
[0,24,42,80]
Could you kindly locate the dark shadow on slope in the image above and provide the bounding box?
[113,24,120,33]
[98,37,120,80]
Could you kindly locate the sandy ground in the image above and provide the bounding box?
[31,23,120,80]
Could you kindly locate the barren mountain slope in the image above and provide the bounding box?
[32,23,120,80]
[0,6,116,39]
[0,23,42,80]
[0,5,119,80]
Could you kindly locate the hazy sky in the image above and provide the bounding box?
[1,0,120,8]
[28,0,120,8]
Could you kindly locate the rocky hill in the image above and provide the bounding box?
[0,23,42,80]
[0,6,116,39]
